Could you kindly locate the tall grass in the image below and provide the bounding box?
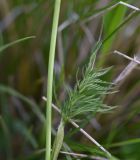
[0,1,140,160]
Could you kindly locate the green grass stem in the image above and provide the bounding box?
[45,0,61,160]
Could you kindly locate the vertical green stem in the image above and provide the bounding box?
[46,0,61,160]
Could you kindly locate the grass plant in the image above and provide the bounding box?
[0,1,140,160]
[51,42,115,160]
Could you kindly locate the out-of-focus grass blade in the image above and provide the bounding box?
[97,10,140,66]
[0,85,45,122]
[0,116,12,160]
[107,138,140,148]
[1,116,38,149]
[103,11,140,44]
[0,36,35,54]
[0,31,3,47]
[13,120,38,149]
[102,4,127,54]
[0,85,72,158]
[83,0,130,22]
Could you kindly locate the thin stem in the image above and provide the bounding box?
[114,50,140,64]
[34,148,108,160]
[113,50,140,84]
[43,97,111,158]
[83,1,140,23]
[69,120,111,157]
[59,151,108,160]
[45,0,61,160]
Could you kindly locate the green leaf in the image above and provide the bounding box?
[0,36,35,54]
[102,4,127,53]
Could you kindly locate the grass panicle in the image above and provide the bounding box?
[62,42,115,121]
[52,42,115,159]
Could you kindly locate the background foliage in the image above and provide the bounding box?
[0,0,140,159]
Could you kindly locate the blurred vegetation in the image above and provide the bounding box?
[0,0,140,160]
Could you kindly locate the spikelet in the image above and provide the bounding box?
[62,42,115,121]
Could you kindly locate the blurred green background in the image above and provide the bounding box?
[0,0,140,160]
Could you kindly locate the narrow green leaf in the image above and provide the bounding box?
[102,4,127,53]
[0,36,35,54]
[107,138,140,148]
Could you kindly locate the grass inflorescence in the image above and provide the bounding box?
[0,1,140,160]
[62,42,115,122]
[52,42,116,160]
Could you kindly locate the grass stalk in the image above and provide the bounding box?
[45,0,61,160]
